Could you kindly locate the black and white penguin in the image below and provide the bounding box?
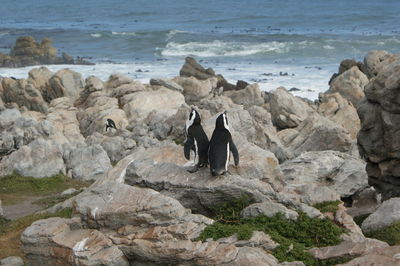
[105,118,117,131]
[184,108,209,172]
[208,111,239,176]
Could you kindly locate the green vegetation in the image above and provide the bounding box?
[197,197,347,266]
[0,173,89,205]
[0,208,73,259]
[33,192,80,209]
[365,222,400,246]
[312,200,342,213]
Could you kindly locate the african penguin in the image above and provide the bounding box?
[105,118,117,131]
[184,108,209,173]
[208,111,239,176]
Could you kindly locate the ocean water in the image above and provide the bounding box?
[1,0,400,99]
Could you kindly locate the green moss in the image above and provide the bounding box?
[353,213,370,227]
[0,173,89,205]
[312,200,342,213]
[365,222,400,246]
[33,192,79,209]
[197,197,346,266]
[173,136,185,146]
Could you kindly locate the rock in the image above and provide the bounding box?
[317,92,360,140]
[363,50,392,78]
[357,52,400,199]
[234,231,279,251]
[329,59,366,84]
[327,66,369,107]
[64,144,111,181]
[89,133,137,163]
[1,77,48,112]
[47,69,85,101]
[61,188,78,196]
[338,245,400,266]
[0,256,24,266]
[0,108,22,128]
[241,202,298,220]
[123,87,185,122]
[280,151,369,198]
[346,187,381,218]
[0,199,3,217]
[269,87,314,129]
[173,76,214,103]
[223,83,265,108]
[110,81,145,99]
[27,67,54,102]
[279,114,353,156]
[0,138,65,178]
[179,56,216,80]
[0,36,93,67]
[21,217,129,265]
[361,197,400,232]
[105,74,134,89]
[150,78,184,92]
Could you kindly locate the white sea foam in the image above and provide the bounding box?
[166,29,188,41]
[112,31,137,36]
[90,33,102,38]
[160,40,289,57]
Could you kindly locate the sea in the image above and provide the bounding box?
[1,0,400,100]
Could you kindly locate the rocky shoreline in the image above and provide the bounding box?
[0,50,399,265]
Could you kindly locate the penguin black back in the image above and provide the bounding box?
[184,109,209,172]
[208,112,239,176]
[106,118,117,131]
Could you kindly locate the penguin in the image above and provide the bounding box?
[208,111,239,176]
[105,118,117,131]
[184,108,209,173]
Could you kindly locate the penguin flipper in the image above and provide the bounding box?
[184,136,194,160]
[230,140,239,166]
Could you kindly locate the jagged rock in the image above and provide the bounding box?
[327,66,368,107]
[269,87,314,129]
[173,76,215,103]
[0,256,24,266]
[363,50,393,78]
[0,138,65,178]
[27,67,54,102]
[21,217,129,265]
[357,52,400,199]
[123,87,185,122]
[329,59,366,84]
[64,144,111,181]
[1,77,48,112]
[317,92,360,140]
[223,83,265,108]
[233,231,279,251]
[197,95,237,115]
[150,78,184,92]
[47,69,85,101]
[179,56,216,80]
[280,151,368,198]
[241,202,298,220]
[0,36,93,68]
[278,114,353,156]
[346,187,381,218]
[110,81,145,99]
[339,245,400,265]
[361,197,400,233]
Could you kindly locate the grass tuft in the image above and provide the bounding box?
[312,200,342,213]
[196,197,347,265]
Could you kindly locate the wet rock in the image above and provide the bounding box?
[327,66,368,107]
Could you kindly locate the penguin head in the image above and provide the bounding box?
[215,111,229,130]
[187,108,201,126]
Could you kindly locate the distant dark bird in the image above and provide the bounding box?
[105,118,117,131]
[208,111,239,176]
[184,108,209,173]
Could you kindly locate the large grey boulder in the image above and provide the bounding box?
[27,67,54,102]
[223,83,264,108]
[327,66,369,107]
[317,92,360,140]
[64,144,111,181]
[363,50,394,78]
[0,138,65,178]
[280,151,369,198]
[278,113,353,156]
[269,87,314,129]
[173,76,215,103]
[47,69,85,101]
[357,51,400,199]
[361,197,400,233]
